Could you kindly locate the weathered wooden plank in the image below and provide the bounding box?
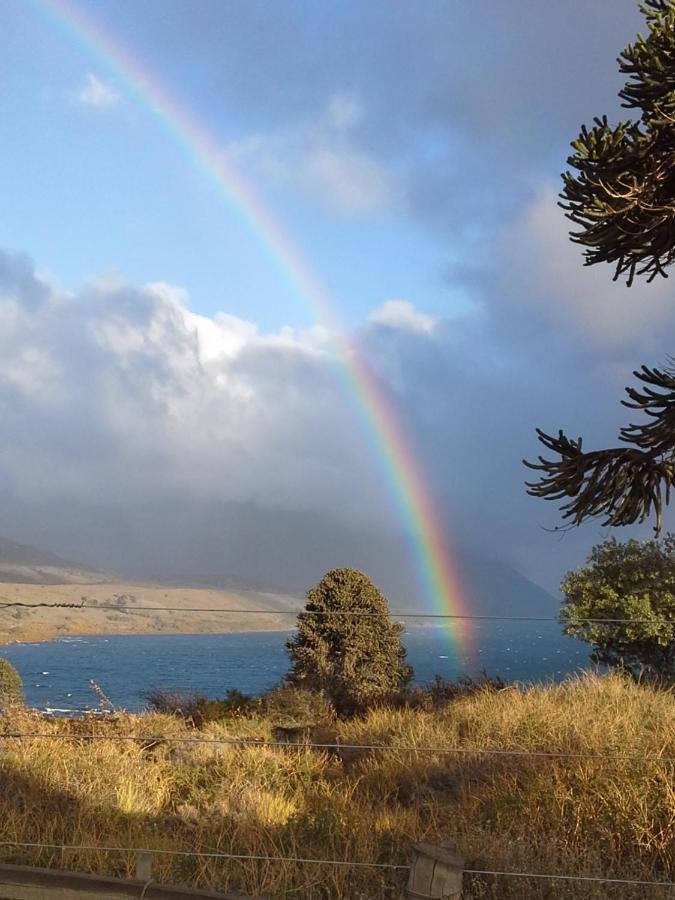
[407,852,435,893]
[405,843,463,899]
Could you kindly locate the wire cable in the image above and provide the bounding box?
[1,841,673,887]
[0,599,664,624]
[0,731,672,762]
[0,841,408,870]
[465,867,675,887]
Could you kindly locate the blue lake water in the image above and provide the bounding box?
[0,621,595,714]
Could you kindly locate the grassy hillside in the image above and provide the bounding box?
[0,582,302,643]
[0,674,672,898]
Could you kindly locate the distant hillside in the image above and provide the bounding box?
[0,536,108,585]
[0,501,563,615]
[113,541,558,620]
[0,527,557,643]
[0,579,302,644]
[460,553,558,617]
[0,510,559,616]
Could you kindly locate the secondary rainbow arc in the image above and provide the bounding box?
[35,0,471,649]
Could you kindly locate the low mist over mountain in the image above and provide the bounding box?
[459,553,556,618]
[0,504,557,616]
[0,535,108,585]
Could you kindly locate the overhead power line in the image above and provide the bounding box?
[0,599,663,624]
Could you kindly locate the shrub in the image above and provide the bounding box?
[403,671,507,711]
[142,688,204,720]
[0,658,23,708]
[561,535,675,682]
[193,690,257,726]
[260,685,335,726]
[143,687,257,726]
[286,568,413,715]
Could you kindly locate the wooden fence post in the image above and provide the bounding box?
[135,850,154,882]
[405,842,463,899]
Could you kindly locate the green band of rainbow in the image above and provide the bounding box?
[34,0,472,650]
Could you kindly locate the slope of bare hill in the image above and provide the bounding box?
[0,581,302,644]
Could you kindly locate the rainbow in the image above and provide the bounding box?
[33,0,471,648]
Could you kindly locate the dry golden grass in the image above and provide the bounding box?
[0,581,300,643]
[0,673,673,898]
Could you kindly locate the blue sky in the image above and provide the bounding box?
[2,0,478,329]
[0,0,670,595]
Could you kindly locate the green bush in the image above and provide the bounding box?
[0,658,23,708]
[143,687,257,726]
[287,568,413,715]
[561,535,675,682]
[193,689,257,726]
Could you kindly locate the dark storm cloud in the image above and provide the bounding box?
[365,187,675,587]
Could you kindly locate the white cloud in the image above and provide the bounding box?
[499,185,674,349]
[304,144,392,215]
[226,93,396,216]
[0,245,663,591]
[0,252,396,529]
[73,74,120,109]
[369,300,436,334]
[325,93,363,131]
[1,345,60,398]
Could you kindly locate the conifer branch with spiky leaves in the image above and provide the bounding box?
[560,0,675,286]
[526,2,675,533]
[525,365,675,533]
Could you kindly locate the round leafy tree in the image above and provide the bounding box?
[0,658,24,708]
[287,568,413,713]
[561,535,675,681]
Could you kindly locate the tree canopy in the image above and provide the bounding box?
[286,568,412,714]
[525,1,675,532]
[561,535,675,681]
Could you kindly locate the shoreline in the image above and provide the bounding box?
[1,625,296,647]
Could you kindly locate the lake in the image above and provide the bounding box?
[0,620,595,714]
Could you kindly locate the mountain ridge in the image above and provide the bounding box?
[0,535,110,585]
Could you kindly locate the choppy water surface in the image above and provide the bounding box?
[2,621,593,714]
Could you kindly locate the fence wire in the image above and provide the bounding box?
[0,841,673,888]
[0,731,672,764]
